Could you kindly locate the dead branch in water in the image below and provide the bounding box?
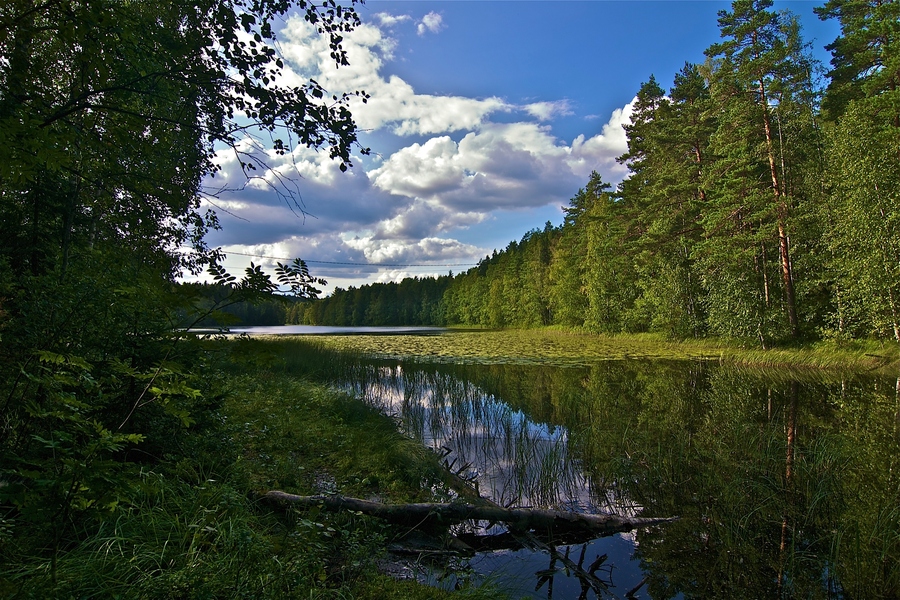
[261,491,676,536]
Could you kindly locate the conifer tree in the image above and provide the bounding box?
[583,178,637,332]
[815,0,900,123]
[548,176,603,327]
[704,0,816,341]
[618,67,713,337]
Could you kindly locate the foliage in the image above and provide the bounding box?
[0,0,373,595]
[3,339,498,597]
[296,274,453,326]
[821,101,900,340]
[814,0,900,121]
[816,0,900,340]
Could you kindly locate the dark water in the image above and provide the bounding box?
[331,358,900,599]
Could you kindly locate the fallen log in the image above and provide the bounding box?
[262,491,676,536]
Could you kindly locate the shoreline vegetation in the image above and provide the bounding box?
[5,331,894,596]
[2,337,503,598]
[279,328,900,376]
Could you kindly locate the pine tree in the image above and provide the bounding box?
[815,0,900,123]
[618,66,714,337]
[704,0,816,341]
[548,176,605,327]
[583,179,638,332]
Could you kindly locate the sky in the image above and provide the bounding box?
[200,0,841,295]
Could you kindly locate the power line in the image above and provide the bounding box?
[222,250,478,268]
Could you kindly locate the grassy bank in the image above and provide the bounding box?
[7,329,894,597]
[304,328,900,374]
[2,340,499,599]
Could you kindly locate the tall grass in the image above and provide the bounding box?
[2,337,507,599]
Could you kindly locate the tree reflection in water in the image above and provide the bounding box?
[331,358,900,599]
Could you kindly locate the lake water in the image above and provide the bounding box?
[224,325,447,336]
[321,356,900,599]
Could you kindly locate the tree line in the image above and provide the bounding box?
[288,275,453,325]
[301,0,899,346]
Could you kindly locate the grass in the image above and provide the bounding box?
[2,340,505,599]
[295,328,900,374]
[223,370,447,502]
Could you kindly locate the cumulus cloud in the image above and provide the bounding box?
[203,100,633,287]
[200,11,636,292]
[417,12,444,36]
[277,16,508,135]
[368,111,631,214]
[204,141,404,244]
[345,235,481,266]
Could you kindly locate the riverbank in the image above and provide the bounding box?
[3,341,501,599]
[301,328,900,374]
[8,330,894,597]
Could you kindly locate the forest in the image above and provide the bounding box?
[296,0,900,349]
[0,0,898,596]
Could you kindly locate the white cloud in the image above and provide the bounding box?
[524,100,574,121]
[417,12,445,36]
[200,13,637,291]
[566,100,633,179]
[375,270,415,284]
[204,99,632,287]
[277,16,508,136]
[374,13,410,27]
[369,108,631,214]
[345,235,482,266]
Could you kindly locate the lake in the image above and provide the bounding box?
[312,354,900,599]
[220,324,448,336]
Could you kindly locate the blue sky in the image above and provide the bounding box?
[202,1,840,294]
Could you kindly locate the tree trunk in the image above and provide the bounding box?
[778,382,799,592]
[759,76,799,338]
[261,491,676,535]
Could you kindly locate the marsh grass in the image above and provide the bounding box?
[256,339,602,512]
[296,329,900,373]
[222,370,448,502]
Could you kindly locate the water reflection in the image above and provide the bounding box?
[327,357,900,598]
[343,364,614,513]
